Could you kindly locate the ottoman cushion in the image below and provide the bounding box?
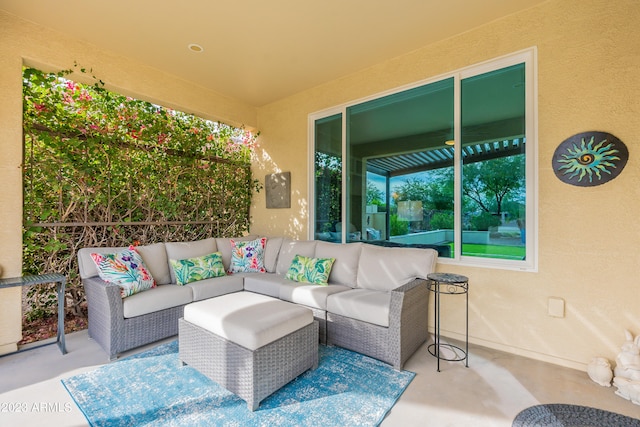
[184,292,313,350]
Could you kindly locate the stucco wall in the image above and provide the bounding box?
[252,0,640,369]
[0,11,257,354]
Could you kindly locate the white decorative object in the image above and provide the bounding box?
[612,329,640,405]
[587,357,613,387]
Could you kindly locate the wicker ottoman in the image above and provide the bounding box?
[178,291,318,411]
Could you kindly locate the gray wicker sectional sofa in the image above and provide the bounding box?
[78,236,438,369]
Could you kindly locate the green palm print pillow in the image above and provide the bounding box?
[285,254,335,285]
[169,252,226,285]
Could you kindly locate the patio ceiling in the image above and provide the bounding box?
[1,0,547,107]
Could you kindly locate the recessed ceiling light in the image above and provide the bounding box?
[445,140,455,146]
[188,43,204,53]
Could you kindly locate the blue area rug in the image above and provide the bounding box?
[62,341,414,426]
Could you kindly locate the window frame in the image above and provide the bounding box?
[308,48,538,272]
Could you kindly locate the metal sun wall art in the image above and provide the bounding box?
[552,131,628,187]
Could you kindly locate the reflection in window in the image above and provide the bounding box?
[461,63,526,261]
[314,114,342,242]
[311,50,535,270]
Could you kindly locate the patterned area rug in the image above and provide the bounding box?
[62,341,414,426]
[512,404,640,427]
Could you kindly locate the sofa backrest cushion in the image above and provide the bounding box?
[215,235,257,271]
[356,244,437,291]
[136,243,171,285]
[78,246,126,279]
[314,241,362,287]
[264,236,283,273]
[165,238,218,283]
[276,239,317,275]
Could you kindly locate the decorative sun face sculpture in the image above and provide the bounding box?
[552,131,628,187]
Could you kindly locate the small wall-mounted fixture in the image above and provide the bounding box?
[265,172,291,209]
[547,297,565,318]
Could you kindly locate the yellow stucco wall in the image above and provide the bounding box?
[252,0,640,369]
[0,11,257,354]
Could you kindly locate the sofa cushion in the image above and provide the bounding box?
[279,281,352,310]
[356,244,437,291]
[326,289,391,327]
[215,235,257,271]
[314,241,361,287]
[122,284,193,318]
[264,236,283,273]
[228,237,267,274]
[243,274,292,298]
[285,254,335,285]
[186,274,245,301]
[136,243,171,285]
[183,292,313,351]
[90,246,156,298]
[169,252,226,285]
[165,238,218,283]
[276,239,317,275]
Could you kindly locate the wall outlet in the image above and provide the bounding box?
[548,297,565,318]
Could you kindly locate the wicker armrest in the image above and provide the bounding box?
[390,277,428,296]
[388,277,429,369]
[82,276,125,358]
[83,276,124,316]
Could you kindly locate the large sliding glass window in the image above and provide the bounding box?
[310,49,536,270]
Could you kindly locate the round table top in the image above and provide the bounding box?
[427,272,469,283]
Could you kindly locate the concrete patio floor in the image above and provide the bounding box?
[1,330,638,426]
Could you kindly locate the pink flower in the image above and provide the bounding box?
[78,90,92,101]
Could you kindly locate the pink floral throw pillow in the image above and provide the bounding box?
[90,246,156,298]
[228,237,267,274]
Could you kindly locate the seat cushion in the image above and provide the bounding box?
[183,292,313,350]
[327,289,391,327]
[356,244,437,291]
[314,241,362,287]
[243,273,292,298]
[279,281,351,310]
[123,284,193,318]
[185,274,245,301]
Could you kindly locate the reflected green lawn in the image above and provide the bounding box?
[447,243,525,260]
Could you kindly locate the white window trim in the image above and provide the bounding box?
[308,47,538,272]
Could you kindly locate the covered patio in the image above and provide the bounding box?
[2,330,638,426]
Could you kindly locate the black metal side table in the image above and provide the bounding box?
[0,273,67,355]
[427,272,468,372]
